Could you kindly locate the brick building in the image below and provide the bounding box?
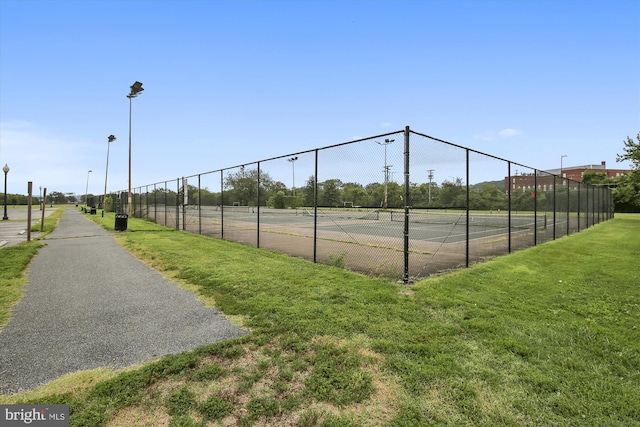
[505,161,630,193]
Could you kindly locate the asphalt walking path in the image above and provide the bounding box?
[0,208,247,395]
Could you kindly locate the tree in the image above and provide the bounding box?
[614,132,640,212]
[581,171,609,185]
[223,167,279,206]
[613,173,640,212]
[301,175,316,207]
[365,182,384,207]
[319,179,342,207]
[199,187,221,206]
[268,191,286,209]
[410,182,440,207]
[472,183,507,211]
[617,132,640,169]
[437,178,465,208]
[342,182,369,207]
[512,188,536,212]
[50,191,69,205]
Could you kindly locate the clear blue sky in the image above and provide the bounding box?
[1,0,638,197]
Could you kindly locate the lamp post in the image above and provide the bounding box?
[288,156,298,196]
[104,134,116,212]
[376,138,394,209]
[127,81,144,216]
[560,155,567,184]
[2,164,9,220]
[85,170,92,207]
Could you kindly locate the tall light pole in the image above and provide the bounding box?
[85,170,93,207]
[288,156,298,196]
[104,134,116,212]
[127,81,144,216]
[560,154,567,184]
[376,138,394,209]
[2,164,9,220]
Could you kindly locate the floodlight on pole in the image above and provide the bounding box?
[127,81,144,216]
[375,138,394,209]
[104,135,116,213]
[288,156,298,196]
[560,155,567,181]
[85,170,93,207]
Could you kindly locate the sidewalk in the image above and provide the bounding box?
[0,208,247,395]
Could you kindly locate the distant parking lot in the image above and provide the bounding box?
[0,206,55,247]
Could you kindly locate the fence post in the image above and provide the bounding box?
[466,149,470,267]
[402,126,411,284]
[257,162,261,248]
[313,149,319,264]
[553,175,557,239]
[508,162,512,253]
[577,182,581,232]
[597,186,601,224]
[566,182,570,236]
[164,181,168,227]
[220,170,225,240]
[534,170,538,245]
[154,183,157,224]
[182,178,187,231]
[198,174,202,235]
[176,178,180,230]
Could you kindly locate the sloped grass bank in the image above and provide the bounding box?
[2,213,638,426]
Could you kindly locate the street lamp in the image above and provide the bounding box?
[288,156,298,196]
[560,154,567,184]
[2,164,9,220]
[85,170,93,207]
[127,81,144,216]
[375,138,394,209]
[104,135,116,212]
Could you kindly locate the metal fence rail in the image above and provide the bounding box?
[110,126,613,282]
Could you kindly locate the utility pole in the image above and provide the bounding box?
[427,169,434,204]
[376,138,394,209]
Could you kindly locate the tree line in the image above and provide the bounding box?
[1,191,74,207]
[126,170,611,214]
[7,134,638,212]
[111,132,640,213]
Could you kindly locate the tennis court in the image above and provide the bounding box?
[151,205,549,278]
[194,207,546,243]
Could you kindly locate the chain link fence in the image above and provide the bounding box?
[108,127,613,282]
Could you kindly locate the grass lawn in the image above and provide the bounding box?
[1,209,638,426]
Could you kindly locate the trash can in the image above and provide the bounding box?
[114,213,128,231]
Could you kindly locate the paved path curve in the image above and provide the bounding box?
[0,208,247,395]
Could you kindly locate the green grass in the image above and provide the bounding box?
[1,211,638,426]
[0,207,64,331]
